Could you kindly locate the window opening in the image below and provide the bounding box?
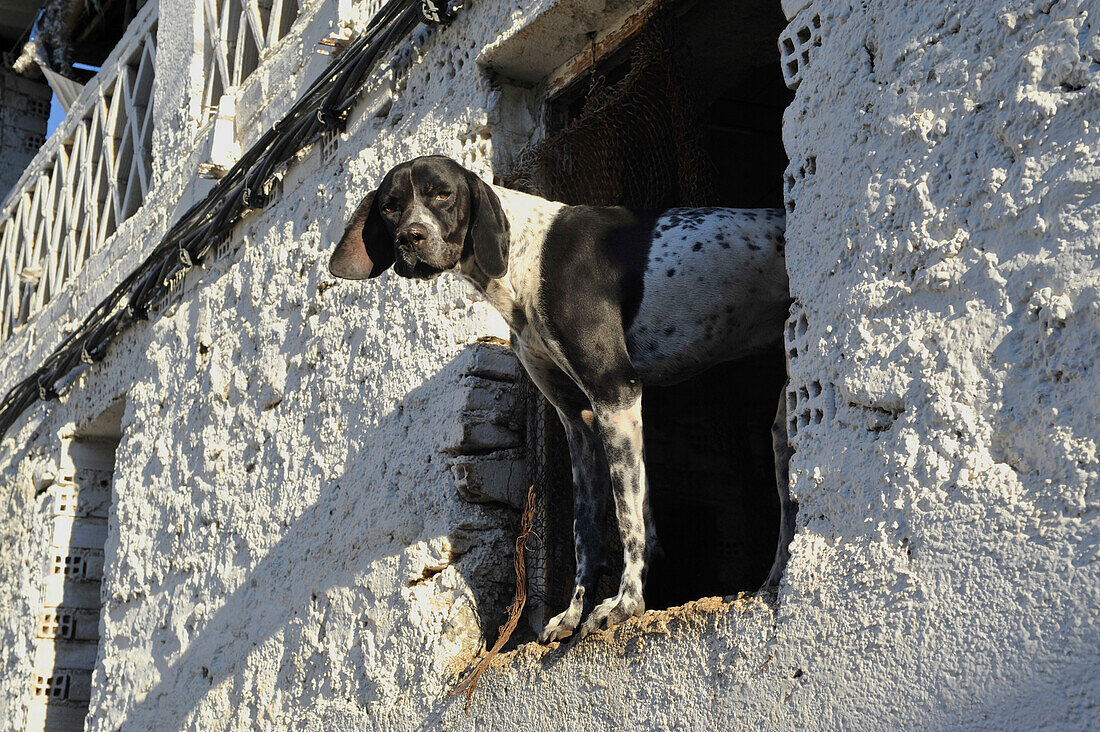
[511,0,793,619]
[28,403,122,732]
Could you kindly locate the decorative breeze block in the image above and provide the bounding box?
[778,4,823,90]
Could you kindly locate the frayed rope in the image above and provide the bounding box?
[449,483,537,712]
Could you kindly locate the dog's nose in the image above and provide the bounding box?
[396,225,427,245]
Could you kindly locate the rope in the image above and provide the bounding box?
[449,482,537,713]
[0,0,454,438]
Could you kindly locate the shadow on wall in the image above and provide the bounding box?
[110,344,519,728]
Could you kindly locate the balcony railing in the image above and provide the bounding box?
[201,0,301,122]
[0,2,158,343]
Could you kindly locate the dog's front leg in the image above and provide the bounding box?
[580,389,652,636]
[538,407,609,643]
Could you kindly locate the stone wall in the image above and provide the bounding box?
[0,70,50,201]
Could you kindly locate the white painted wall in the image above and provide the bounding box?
[0,0,1097,729]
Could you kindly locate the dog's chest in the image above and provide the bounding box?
[478,187,564,348]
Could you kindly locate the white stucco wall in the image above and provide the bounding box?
[0,0,1097,729]
[466,1,1100,728]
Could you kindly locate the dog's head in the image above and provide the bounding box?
[329,155,510,281]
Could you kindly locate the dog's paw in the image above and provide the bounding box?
[538,588,586,643]
[579,592,645,636]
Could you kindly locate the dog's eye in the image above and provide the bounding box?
[435,192,451,200]
[382,203,398,214]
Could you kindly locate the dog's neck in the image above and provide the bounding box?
[458,185,565,332]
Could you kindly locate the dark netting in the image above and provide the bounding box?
[504,10,717,209]
[519,375,573,629]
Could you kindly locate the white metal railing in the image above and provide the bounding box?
[0,2,158,343]
[201,0,301,122]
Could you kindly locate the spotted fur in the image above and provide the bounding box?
[329,157,795,643]
[627,207,788,384]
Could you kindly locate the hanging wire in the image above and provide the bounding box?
[0,0,458,439]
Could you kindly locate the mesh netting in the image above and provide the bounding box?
[504,10,717,209]
[519,376,573,628]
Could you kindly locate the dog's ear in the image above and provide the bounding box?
[464,171,511,279]
[329,190,395,279]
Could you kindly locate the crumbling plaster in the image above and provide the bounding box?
[0,0,1097,729]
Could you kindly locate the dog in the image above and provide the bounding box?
[329,155,794,642]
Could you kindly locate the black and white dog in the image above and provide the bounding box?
[329,155,794,642]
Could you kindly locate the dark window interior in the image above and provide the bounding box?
[544,0,794,610]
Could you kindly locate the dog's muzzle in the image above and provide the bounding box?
[396,225,428,248]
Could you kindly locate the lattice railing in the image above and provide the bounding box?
[0,2,157,343]
[201,0,302,121]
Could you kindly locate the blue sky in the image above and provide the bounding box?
[44,63,99,139]
[46,93,65,137]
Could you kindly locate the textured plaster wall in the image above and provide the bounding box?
[454,0,1100,728]
[0,0,1097,729]
[776,0,1100,725]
